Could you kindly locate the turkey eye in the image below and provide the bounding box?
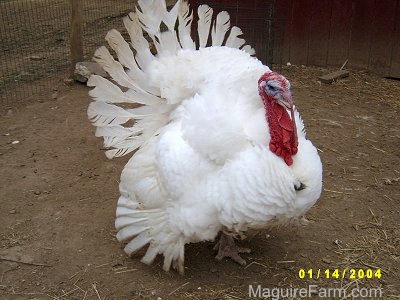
[268,85,276,92]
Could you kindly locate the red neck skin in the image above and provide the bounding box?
[260,93,298,166]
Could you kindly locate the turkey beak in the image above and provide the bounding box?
[277,91,293,110]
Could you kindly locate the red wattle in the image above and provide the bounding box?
[258,72,298,166]
[263,95,298,166]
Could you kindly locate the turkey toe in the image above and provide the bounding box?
[214,233,250,266]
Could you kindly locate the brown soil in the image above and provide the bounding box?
[0,66,399,299]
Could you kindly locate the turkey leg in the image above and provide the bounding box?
[213,232,251,266]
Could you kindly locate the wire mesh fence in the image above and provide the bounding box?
[0,0,70,110]
[0,0,135,112]
[81,0,135,60]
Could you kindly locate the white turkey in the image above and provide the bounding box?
[87,0,322,274]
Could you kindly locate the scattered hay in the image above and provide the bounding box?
[333,213,399,299]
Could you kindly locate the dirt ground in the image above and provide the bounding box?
[0,65,399,299]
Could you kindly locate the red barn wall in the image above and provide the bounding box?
[276,0,400,77]
[189,0,400,78]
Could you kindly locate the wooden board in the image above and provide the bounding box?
[318,70,350,84]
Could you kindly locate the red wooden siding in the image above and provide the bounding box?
[326,1,353,67]
[368,0,398,75]
[347,0,375,69]
[276,0,400,77]
[273,0,292,65]
[391,1,400,76]
[307,0,332,66]
[189,0,400,77]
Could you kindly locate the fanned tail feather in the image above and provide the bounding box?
[123,12,154,70]
[225,26,246,49]
[161,0,180,31]
[197,5,213,48]
[105,29,141,79]
[157,30,180,56]
[136,0,164,37]
[88,101,136,127]
[211,11,230,46]
[95,126,141,148]
[241,44,256,55]
[178,0,195,49]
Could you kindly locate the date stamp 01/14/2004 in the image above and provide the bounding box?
[298,268,382,280]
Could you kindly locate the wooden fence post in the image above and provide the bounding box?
[70,0,84,77]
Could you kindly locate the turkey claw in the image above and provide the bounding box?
[214,233,251,266]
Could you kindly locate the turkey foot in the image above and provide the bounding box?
[213,232,251,266]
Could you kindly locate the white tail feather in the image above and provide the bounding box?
[197,5,213,48]
[178,0,195,49]
[157,31,181,56]
[162,0,180,30]
[242,44,256,55]
[104,140,144,159]
[93,46,137,89]
[95,126,140,148]
[123,12,154,70]
[117,196,138,209]
[225,26,246,49]
[116,224,148,241]
[88,75,133,104]
[124,232,152,255]
[88,75,160,106]
[105,29,141,78]
[115,217,147,230]
[141,245,159,265]
[211,11,230,46]
[137,0,163,37]
[88,101,136,126]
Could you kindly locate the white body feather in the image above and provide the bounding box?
[87,0,322,274]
